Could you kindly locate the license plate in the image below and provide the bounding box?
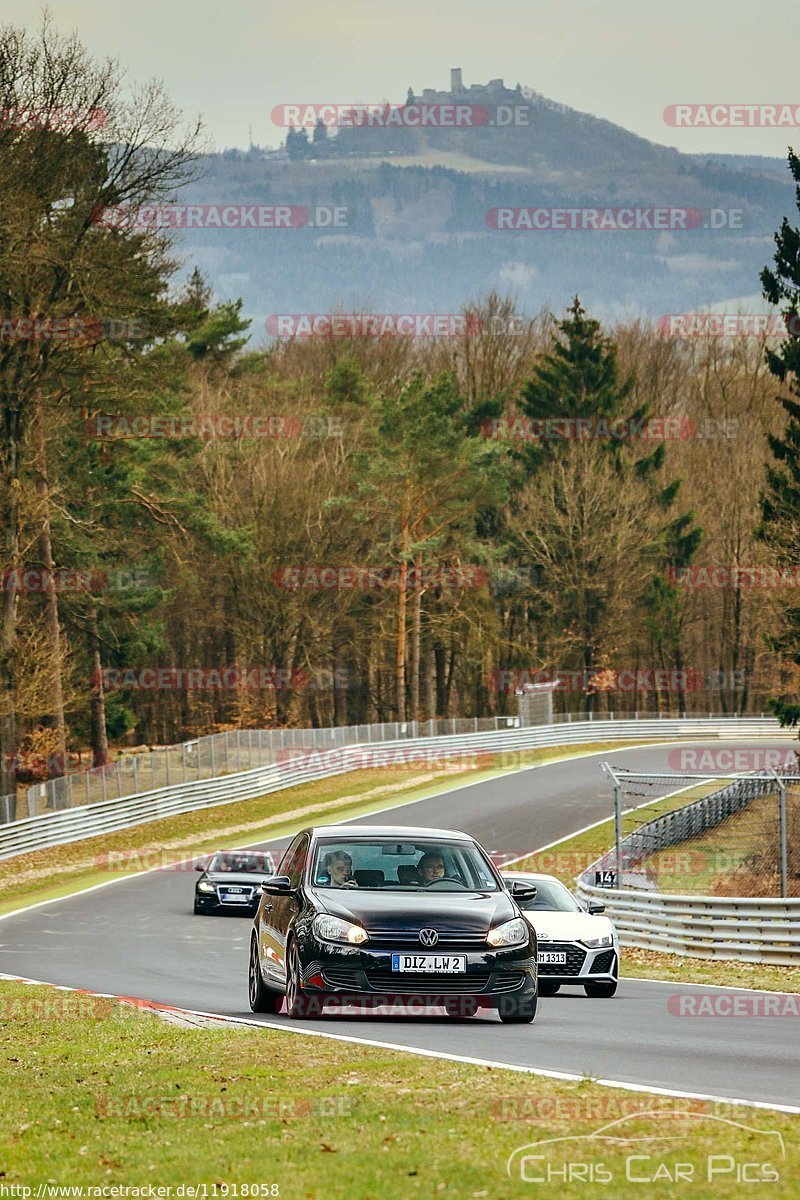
[222,893,249,903]
[391,953,467,973]
[538,951,567,964]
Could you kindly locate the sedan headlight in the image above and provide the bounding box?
[313,915,368,945]
[486,917,528,947]
[197,880,216,893]
[582,934,613,948]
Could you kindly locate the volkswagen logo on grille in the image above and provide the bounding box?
[419,928,439,947]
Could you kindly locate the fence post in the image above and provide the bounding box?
[771,770,788,899]
[210,737,216,777]
[237,729,242,771]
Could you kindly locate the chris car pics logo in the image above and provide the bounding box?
[506,1111,785,1185]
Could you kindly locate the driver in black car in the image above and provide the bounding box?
[415,851,446,885]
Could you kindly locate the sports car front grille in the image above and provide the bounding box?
[591,949,616,973]
[366,972,492,994]
[537,942,587,977]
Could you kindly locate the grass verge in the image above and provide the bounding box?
[0,741,646,916]
[0,979,797,1196]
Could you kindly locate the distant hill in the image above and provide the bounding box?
[169,72,797,333]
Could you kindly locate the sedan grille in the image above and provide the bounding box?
[537,942,586,977]
[366,930,488,950]
[366,972,492,995]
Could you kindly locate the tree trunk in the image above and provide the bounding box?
[88,606,110,768]
[396,559,408,723]
[32,399,67,773]
[410,554,422,724]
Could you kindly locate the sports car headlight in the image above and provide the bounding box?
[486,917,528,947]
[582,934,613,948]
[197,881,216,893]
[313,915,368,945]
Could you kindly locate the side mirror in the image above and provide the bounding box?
[510,880,537,901]
[588,902,606,915]
[194,862,205,872]
[261,875,293,895]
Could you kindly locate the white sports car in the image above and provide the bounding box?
[503,871,619,997]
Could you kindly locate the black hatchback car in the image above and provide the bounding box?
[248,824,538,1022]
[194,850,276,915]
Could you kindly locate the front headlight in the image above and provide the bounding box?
[486,917,528,947]
[583,934,613,948]
[197,880,216,893]
[313,915,368,945]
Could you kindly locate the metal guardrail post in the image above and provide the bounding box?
[770,769,788,899]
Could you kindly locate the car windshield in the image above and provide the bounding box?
[512,878,583,912]
[208,852,275,874]
[312,839,499,891]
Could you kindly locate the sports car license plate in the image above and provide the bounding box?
[538,951,567,964]
[391,954,467,973]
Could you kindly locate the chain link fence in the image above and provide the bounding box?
[16,716,521,821]
[594,763,800,898]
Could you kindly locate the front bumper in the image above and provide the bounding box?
[537,942,618,984]
[195,887,259,914]
[297,940,537,1008]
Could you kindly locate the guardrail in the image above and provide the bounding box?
[574,884,800,966]
[576,770,800,963]
[0,715,786,862]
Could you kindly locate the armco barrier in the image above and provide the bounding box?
[576,770,800,964]
[0,715,785,862]
[574,884,800,966]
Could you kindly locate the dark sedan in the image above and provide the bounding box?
[194,850,276,915]
[248,824,538,1022]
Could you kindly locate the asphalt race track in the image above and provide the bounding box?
[3,742,799,1109]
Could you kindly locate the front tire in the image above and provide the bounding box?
[537,981,560,996]
[584,979,617,998]
[498,994,537,1024]
[249,937,282,1013]
[285,940,316,1019]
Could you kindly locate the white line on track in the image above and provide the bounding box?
[1,969,798,1116]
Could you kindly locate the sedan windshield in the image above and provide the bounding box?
[312,839,499,891]
[208,852,275,874]
[513,877,583,912]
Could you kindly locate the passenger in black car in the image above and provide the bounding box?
[320,850,359,887]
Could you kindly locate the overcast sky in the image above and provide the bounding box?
[7,0,800,160]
